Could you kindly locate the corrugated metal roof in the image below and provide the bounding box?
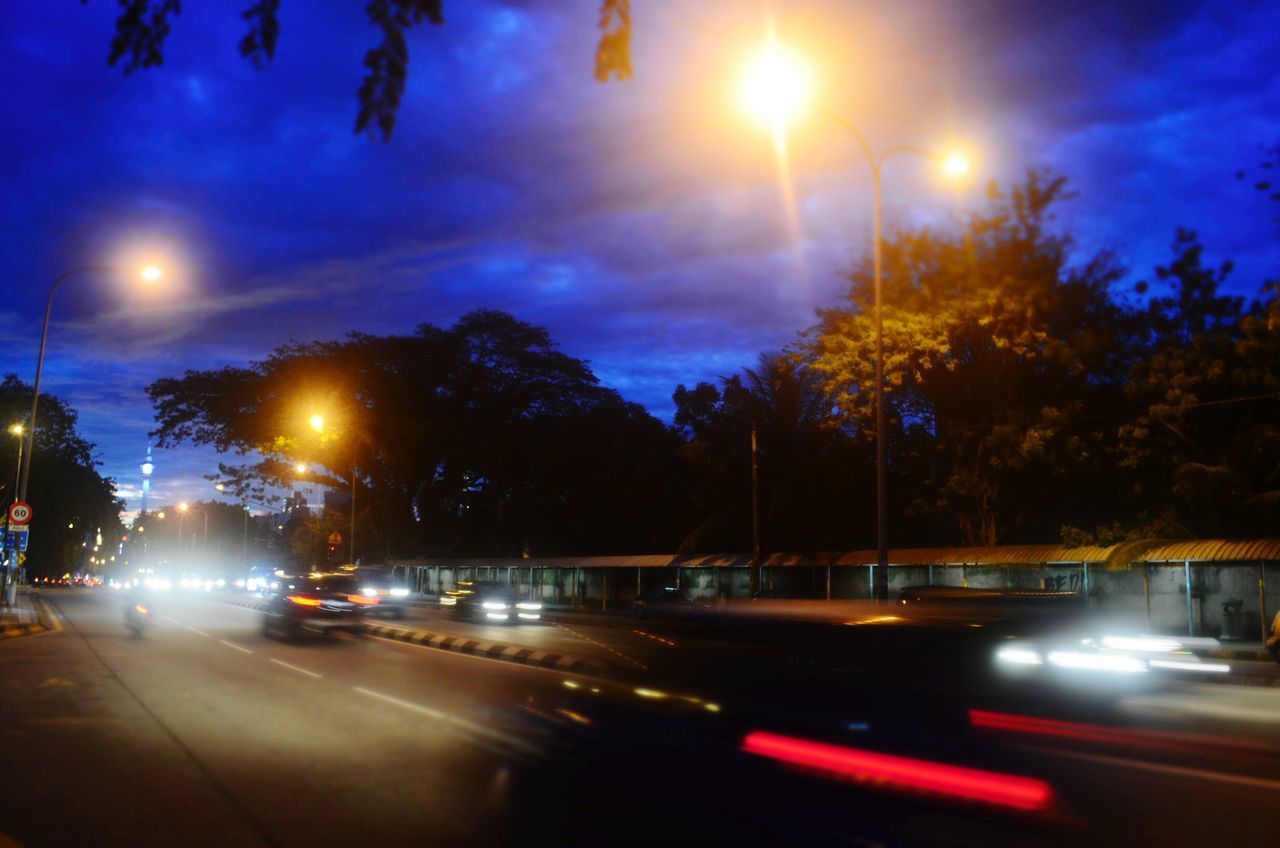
[391,539,1280,569]
[1133,539,1280,563]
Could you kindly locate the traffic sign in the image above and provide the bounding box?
[327,531,343,545]
[6,529,28,551]
[7,502,32,526]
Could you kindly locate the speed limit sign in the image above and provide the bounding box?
[7,502,33,526]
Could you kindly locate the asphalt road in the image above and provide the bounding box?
[2,589,1278,847]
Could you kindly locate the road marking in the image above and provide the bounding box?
[163,616,181,625]
[352,686,539,754]
[218,639,254,655]
[631,628,678,647]
[269,658,322,679]
[552,622,648,669]
[1035,747,1280,793]
[352,686,447,719]
[186,626,209,637]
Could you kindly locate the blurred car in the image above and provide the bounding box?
[440,580,541,623]
[261,572,370,640]
[351,566,412,619]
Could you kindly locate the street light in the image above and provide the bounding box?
[18,264,165,506]
[301,412,357,565]
[7,424,23,508]
[739,39,973,601]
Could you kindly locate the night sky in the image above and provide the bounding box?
[2,1,1278,517]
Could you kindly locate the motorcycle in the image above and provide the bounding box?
[125,600,152,638]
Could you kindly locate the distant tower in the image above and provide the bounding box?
[141,446,154,514]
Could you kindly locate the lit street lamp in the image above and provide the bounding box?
[304,414,357,565]
[739,39,972,601]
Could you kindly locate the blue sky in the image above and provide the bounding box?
[1,0,1278,516]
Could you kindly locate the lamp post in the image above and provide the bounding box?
[307,415,358,565]
[738,41,970,601]
[18,264,162,504]
[7,424,23,507]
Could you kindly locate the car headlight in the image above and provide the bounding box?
[482,601,510,610]
[440,596,457,606]
[390,587,409,597]
[361,587,379,597]
[516,602,542,610]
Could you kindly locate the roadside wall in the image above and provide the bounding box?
[392,559,1280,641]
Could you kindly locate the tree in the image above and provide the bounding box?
[89,0,632,140]
[0,375,123,578]
[672,353,865,554]
[1118,229,1280,537]
[801,172,1135,546]
[147,309,678,560]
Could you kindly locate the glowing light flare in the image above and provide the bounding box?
[741,731,1054,812]
[941,152,970,177]
[8,423,24,436]
[738,32,812,130]
[309,414,326,433]
[139,265,163,282]
[286,595,321,607]
[295,462,309,475]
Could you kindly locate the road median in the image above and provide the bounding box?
[212,595,608,675]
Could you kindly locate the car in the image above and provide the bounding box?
[351,566,412,619]
[260,572,370,640]
[440,580,541,623]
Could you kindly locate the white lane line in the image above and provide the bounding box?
[352,686,447,719]
[351,686,538,754]
[1036,747,1280,793]
[186,626,210,637]
[269,658,322,679]
[219,639,254,655]
[163,616,181,625]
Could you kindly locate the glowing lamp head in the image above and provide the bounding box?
[942,152,971,177]
[178,502,189,513]
[309,414,325,433]
[739,38,812,129]
[295,462,308,475]
[7,424,22,437]
[139,265,163,283]
[214,483,225,492]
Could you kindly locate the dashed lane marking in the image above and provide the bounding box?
[552,621,648,670]
[186,626,209,637]
[218,639,253,655]
[269,658,322,679]
[631,628,678,647]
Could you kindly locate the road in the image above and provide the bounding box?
[2,589,1278,846]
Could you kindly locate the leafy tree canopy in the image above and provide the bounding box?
[88,0,632,140]
[0,375,123,577]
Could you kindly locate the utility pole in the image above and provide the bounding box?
[751,421,760,596]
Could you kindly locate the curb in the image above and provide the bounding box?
[1210,647,1273,663]
[215,596,608,675]
[0,596,58,640]
[363,622,608,676]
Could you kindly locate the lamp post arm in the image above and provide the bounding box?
[18,266,117,503]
